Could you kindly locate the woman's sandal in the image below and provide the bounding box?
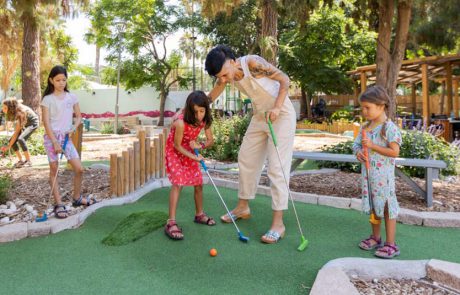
[220,209,251,223]
[53,204,68,219]
[72,195,97,207]
[164,220,184,240]
[194,213,216,226]
[261,230,285,244]
[359,235,383,251]
[375,242,400,259]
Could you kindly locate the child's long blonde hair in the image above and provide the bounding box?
[359,85,390,142]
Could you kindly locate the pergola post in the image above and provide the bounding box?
[454,78,459,118]
[353,80,359,106]
[421,63,430,123]
[445,62,453,116]
[411,83,417,115]
[360,71,367,93]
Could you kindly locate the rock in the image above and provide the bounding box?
[25,205,34,212]
[0,205,7,209]
[0,216,10,224]
[31,210,38,217]
[8,203,16,211]
[14,199,26,206]
[372,278,379,283]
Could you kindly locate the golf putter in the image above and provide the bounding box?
[361,129,380,225]
[267,117,308,251]
[36,135,69,222]
[194,149,249,243]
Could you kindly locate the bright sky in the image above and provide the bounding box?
[63,14,183,66]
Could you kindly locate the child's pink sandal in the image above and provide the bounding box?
[375,242,400,259]
[194,213,216,226]
[358,235,383,250]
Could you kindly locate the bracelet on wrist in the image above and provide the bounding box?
[200,142,206,149]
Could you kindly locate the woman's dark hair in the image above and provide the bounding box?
[359,85,391,141]
[42,65,69,99]
[2,97,20,120]
[205,45,236,77]
[183,90,212,128]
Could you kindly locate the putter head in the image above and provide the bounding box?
[35,213,48,222]
[297,236,309,252]
[238,232,249,243]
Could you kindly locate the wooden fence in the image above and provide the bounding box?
[296,121,356,134]
[110,128,168,197]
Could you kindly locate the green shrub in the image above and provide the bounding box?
[0,127,45,156]
[100,122,130,135]
[330,106,355,122]
[0,174,12,204]
[318,130,460,177]
[200,113,251,162]
[318,141,361,173]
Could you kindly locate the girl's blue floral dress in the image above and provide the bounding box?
[353,121,402,219]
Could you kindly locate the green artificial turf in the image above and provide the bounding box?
[102,211,168,246]
[0,186,459,295]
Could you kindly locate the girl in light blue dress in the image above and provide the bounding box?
[353,85,402,259]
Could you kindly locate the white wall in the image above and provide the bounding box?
[73,87,190,115]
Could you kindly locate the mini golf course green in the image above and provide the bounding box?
[0,186,459,294]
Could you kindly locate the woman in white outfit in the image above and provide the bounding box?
[205,45,296,244]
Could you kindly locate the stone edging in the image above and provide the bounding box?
[202,177,460,228]
[1,176,459,243]
[309,258,460,294]
[0,178,171,243]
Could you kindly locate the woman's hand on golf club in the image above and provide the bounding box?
[265,107,280,122]
[194,154,204,162]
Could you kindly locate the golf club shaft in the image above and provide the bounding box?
[268,119,306,239]
[48,135,69,205]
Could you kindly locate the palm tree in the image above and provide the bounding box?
[11,0,89,113]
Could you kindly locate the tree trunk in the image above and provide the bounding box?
[95,45,101,82]
[299,86,307,119]
[376,0,412,120]
[306,92,313,119]
[261,0,278,65]
[21,9,41,114]
[158,87,167,126]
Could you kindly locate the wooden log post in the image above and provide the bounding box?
[158,133,165,178]
[145,138,151,181]
[162,128,168,177]
[110,153,118,196]
[454,79,459,118]
[138,130,146,186]
[134,141,140,189]
[128,147,134,193]
[122,150,129,196]
[117,156,124,196]
[154,137,160,178]
[150,145,155,179]
[421,63,430,124]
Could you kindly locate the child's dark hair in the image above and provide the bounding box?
[205,45,236,77]
[359,85,391,142]
[42,65,69,99]
[183,91,212,128]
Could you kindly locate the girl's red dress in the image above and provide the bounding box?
[165,113,205,186]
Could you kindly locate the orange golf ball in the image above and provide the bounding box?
[209,248,217,257]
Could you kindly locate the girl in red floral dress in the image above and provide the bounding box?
[165,91,215,240]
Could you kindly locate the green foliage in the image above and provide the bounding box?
[399,131,460,178]
[67,76,90,90]
[0,127,45,156]
[102,211,168,246]
[0,174,12,204]
[330,106,355,122]
[318,141,361,173]
[100,122,130,135]
[279,5,377,96]
[200,114,251,162]
[318,131,460,177]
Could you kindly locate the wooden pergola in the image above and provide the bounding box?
[348,54,460,121]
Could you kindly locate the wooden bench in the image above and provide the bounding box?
[291,151,447,207]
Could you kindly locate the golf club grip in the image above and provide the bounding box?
[60,134,69,160]
[194,148,207,171]
[361,129,370,170]
[267,118,278,147]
